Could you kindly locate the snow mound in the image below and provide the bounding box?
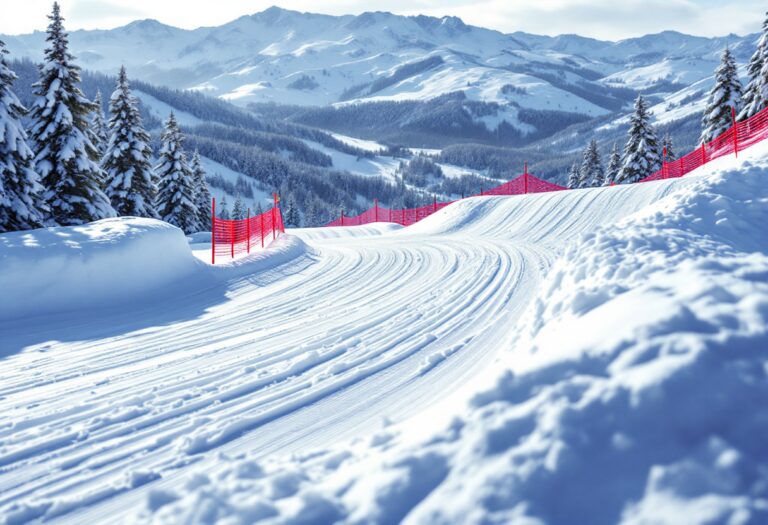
[139,160,768,524]
[0,218,202,320]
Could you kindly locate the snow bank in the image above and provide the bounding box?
[0,218,202,320]
[209,233,316,280]
[138,158,768,524]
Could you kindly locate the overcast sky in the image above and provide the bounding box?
[1,0,765,40]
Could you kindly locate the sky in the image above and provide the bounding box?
[0,0,764,40]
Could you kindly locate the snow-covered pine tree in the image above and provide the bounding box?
[190,151,211,231]
[0,39,47,232]
[701,48,742,144]
[285,197,300,227]
[305,202,319,227]
[28,3,115,226]
[154,113,198,234]
[103,66,157,218]
[739,12,768,120]
[603,142,621,186]
[232,194,245,220]
[578,139,603,188]
[662,134,677,162]
[90,89,108,157]
[566,162,580,189]
[616,96,661,184]
[219,195,230,220]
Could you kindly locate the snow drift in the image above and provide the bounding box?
[0,218,202,320]
[138,153,768,524]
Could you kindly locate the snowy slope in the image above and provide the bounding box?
[6,137,763,523]
[140,133,768,524]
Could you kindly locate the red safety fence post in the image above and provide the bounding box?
[732,106,739,158]
[374,199,378,222]
[260,212,265,248]
[701,143,707,165]
[341,209,345,227]
[211,197,216,265]
[272,193,278,240]
[662,146,667,179]
[433,195,437,214]
[230,220,234,259]
[247,208,251,254]
[524,161,529,194]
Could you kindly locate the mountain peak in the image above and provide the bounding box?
[117,18,177,36]
[250,6,303,25]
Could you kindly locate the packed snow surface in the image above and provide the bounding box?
[1,143,767,524]
[0,219,200,321]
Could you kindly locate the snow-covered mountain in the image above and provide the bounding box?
[2,6,755,125]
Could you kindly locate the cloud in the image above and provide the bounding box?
[404,0,765,39]
[68,0,146,21]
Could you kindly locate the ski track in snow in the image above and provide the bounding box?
[0,176,696,523]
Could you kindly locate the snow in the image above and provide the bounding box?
[198,155,273,208]
[302,139,400,182]
[1,139,767,523]
[139,138,768,525]
[329,132,385,153]
[132,89,203,128]
[0,218,200,321]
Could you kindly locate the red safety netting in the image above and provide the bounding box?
[327,104,768,229]
[211,203,285,264]
[638,105,768,183]
[326,172,566,228]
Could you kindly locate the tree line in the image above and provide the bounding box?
[566,12,768,190]
[0,3,212,234]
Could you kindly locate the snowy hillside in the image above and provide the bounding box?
[2,118,766,523]
[2,8,756,134]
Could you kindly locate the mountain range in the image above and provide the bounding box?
[2,6,761,225]
[3,7,756,124]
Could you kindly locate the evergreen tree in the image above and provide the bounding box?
[284,196,300,227]
[603,142,621,186]
[155,113,197,233]
[218,195,230,220]
[103,66,157,217]
[662,134,677,163]
[616,96,661,184]
[739,12,768,120]
[701,48,742,144]
[578,139,603,188]
[566,162,580,189]
[90,89,108,157]
[254,200,264,216]
[232,194,245,220]
[0,39,47,232]
[28,3,115,225]
[305,202,319,227]
[190,150,212,231]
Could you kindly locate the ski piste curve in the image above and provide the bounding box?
[0,143,759,523]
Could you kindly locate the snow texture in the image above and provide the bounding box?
[141,142,768,525]
[1,133,767,525]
